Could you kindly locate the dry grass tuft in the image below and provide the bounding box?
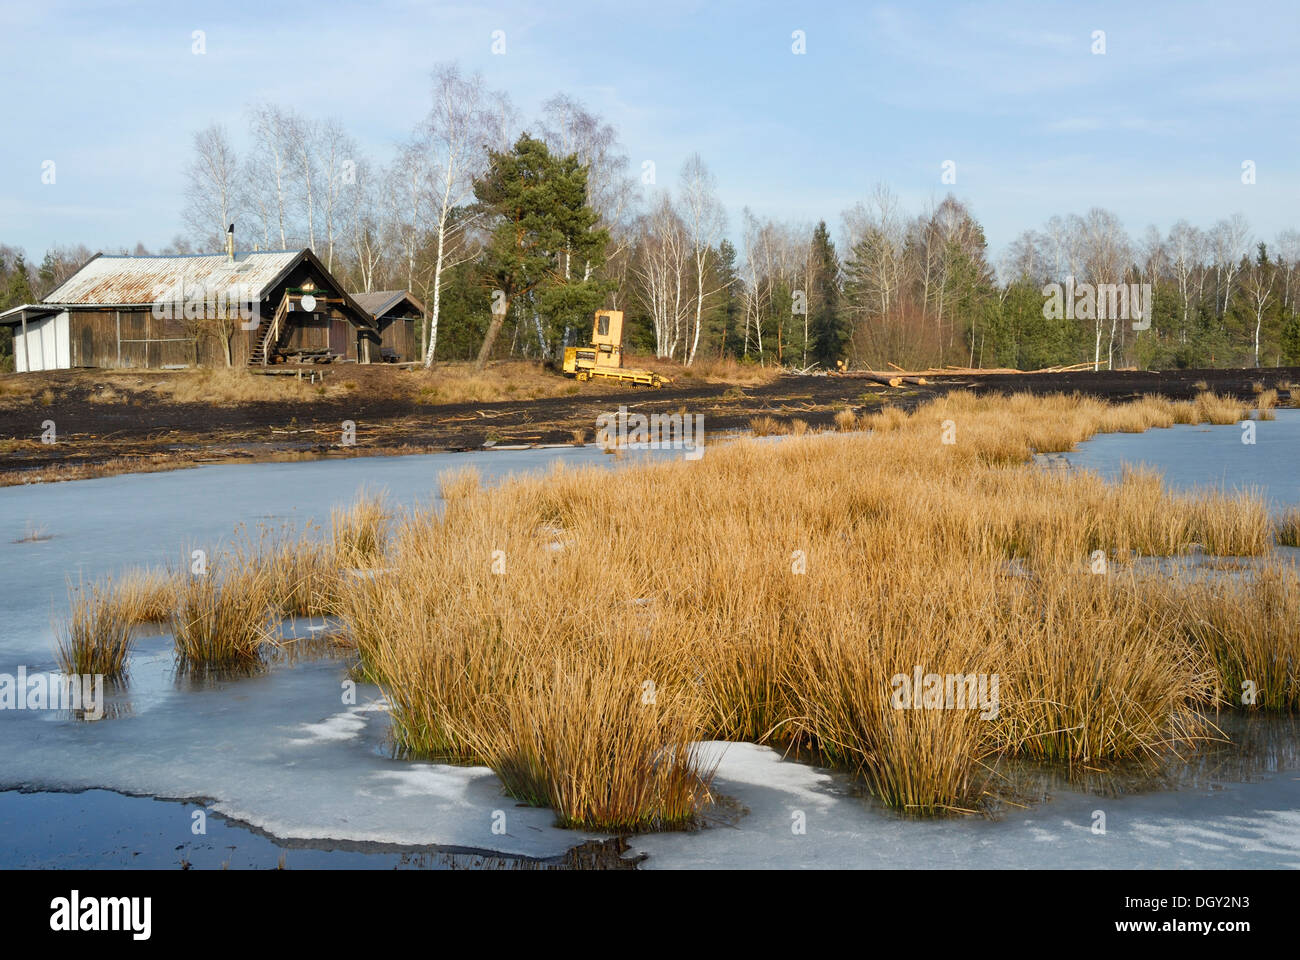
[1277,509,1300,548]
[259,537,340,617]
[330,491,389,568]
[748,416,784,437]
[113,568,180,623]
[57,579,135,679]
[833,408,859,432]
[1195,391,1246,425]
[171,559,275,673]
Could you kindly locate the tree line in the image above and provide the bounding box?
[4,61,1300,372]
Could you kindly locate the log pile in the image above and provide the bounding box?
[835,360,1101,385]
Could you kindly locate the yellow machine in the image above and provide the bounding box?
[562,309,669,388]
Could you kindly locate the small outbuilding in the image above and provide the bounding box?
[350,290,425,363]
[0,247,379,371]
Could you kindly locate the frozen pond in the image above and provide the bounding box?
[1,422,1298,869]
[1049,407,1300,511]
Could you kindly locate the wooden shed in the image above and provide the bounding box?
[0,248,379,371]
[350,291,425,363]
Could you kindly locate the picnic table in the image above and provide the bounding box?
[284,349,339,364]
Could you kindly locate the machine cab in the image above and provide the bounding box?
[592,310,624,367]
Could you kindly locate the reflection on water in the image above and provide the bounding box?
[986,713,1300,813]
[66,621,358,720]
[0,788,641,870]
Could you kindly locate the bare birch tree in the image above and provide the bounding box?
[183,124,240,250]
[678,154,726,365]
[346,158,384,293]
[634,194,690,359]
[1211,213,1251,319]
[247,103,301,249]
[421,64,497,367]
[319,119,356,272]
[1242,244,1276,367]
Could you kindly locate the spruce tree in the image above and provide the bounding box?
[809,222,845,365]
[4,254,34,309]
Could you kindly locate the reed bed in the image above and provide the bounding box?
[112,567,180,623]
[170,557,276,673]
[57,579,136,679]
[330,491,390,568]
[258,536,341,617]
[319,390,1298,825]
[66,390,1299,827]
[1278,509,1300,548]
[1195,391,1247,425]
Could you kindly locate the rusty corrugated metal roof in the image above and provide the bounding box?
[44,251,304,306]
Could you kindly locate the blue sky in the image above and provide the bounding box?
[1,0,1297,262]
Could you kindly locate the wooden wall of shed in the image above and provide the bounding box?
[277,312,356,359]
[68,309,246,369]
[378,313,417,360]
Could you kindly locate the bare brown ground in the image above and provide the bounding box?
[0,362,1296,486]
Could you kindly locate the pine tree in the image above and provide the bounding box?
[472,135,609,368]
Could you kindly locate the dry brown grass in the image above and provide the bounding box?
[410,361,581,404]
[67,389,1295,825]
[833,408,859,431]
[1256,388,1278,420]
[57,579,135,679]
[1174,566,1300,711]
[319,391,1294,823]
[56,568,179,679]
[113,568,180,623]
[171,557,276,673]
[156,368,328,404]
[458,651,714,829]
[0,376,38,402]
[748,416,784,437]
[258,536,340,617]
[1195,391,1247,425]
[656,355,782,386]
[330,491,389,568]
[1277,508,1300,548]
